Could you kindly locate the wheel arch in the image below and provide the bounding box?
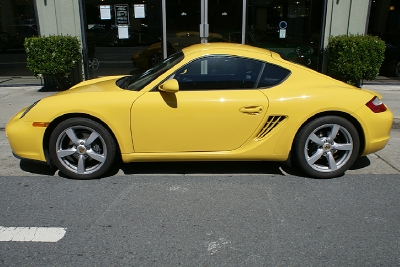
[291,111,365,157]
[42,113,122,165]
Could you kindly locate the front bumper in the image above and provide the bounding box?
[5,108,47,163]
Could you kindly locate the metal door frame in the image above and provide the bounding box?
[161,0,247,59]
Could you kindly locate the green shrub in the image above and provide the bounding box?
[327,34,385,85]
[25,35,82,89]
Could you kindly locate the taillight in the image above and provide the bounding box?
[366,96,387,113]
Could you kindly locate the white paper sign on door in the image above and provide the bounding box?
[100,5,111,20]
[118,25,129,39]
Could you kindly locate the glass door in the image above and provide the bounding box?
[164,0,244,54]
[131,0,244,72]
[83,0,164,78]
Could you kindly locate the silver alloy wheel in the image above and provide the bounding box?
[149,53,162,67]
[304,123,353,173]
[55,125,107,175]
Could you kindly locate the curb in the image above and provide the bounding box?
[0,85,43,88]
[393,118,400,129]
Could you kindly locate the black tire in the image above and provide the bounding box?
[49,118,117,179]
[293,116,360,178]
[395,60,400,77]
[148,52,162,67]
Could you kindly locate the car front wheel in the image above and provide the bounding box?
[49,118,117,179]
[293,116,360,178]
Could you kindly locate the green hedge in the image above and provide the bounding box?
[327,34,385,85]
[25,35,81,77]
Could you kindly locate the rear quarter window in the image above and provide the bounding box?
[257,63,291,88]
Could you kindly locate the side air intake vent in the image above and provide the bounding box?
[255,116,287,140]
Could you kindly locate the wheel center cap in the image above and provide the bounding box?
[77,145,86,154]
[323,144,331,151]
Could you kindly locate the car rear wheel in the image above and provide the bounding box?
[395,60,400,77]
[148,52,162,67]
[293,116,360,178]
[49,118,117,179]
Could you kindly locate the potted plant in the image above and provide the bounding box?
[25,35,82,90]
[327,34,385,86]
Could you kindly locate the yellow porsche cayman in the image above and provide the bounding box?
[6,43,393,179]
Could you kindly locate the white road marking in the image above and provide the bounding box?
[0,226,66,242]
[207,237,231,255]
[169,185,189,192]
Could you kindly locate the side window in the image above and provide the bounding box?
[173,56,263,90]
[257,63,291,88]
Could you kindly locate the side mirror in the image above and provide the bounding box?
[158,79,179,93]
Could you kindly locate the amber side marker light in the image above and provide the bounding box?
[32,122,50,127]
[366,96,387,113]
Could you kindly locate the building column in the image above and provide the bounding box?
[320,0,371,73]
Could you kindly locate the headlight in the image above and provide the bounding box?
[20,100,40,119]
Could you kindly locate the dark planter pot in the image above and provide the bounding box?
[356,79,362,88]
[42,63,83,91]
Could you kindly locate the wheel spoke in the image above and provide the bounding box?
[86,150,106,163]
[307,148,324,165]
[57,148,76,158]
[77,155,86,174]
[326,151,338,171]
[65,128,80,145]
[86,131,99,146]
[332,143,353,151]
[309,133,324,145]
[327,124,340,142]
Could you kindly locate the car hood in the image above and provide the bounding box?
[24,75,140,123]
[58,76,125,94]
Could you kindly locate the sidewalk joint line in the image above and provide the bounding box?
[374,153,400,172]
[0,79,12,84]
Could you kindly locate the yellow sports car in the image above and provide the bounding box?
[6,43,393,179]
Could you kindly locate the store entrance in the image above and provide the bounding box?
[82,0,324,79]
[83,0,244,79]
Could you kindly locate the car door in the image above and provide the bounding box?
[130,55,269,153]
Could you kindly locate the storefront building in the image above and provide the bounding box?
[0,0,399,80]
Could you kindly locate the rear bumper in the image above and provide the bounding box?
[355,105,393,156]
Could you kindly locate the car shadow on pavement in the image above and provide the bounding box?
[17,156,371,179]
[20,159,57,176]
[120,161,284,175]
[349,156,371,170]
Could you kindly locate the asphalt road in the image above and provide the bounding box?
[0,173,399,266]
[0,130,399,266]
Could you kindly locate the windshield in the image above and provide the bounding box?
[119,51,184,91]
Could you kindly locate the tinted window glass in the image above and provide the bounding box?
[123,51,184,91]
[257,63,291,88]
[173,56,263,90]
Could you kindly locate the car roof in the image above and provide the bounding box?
[181,42,276,57]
